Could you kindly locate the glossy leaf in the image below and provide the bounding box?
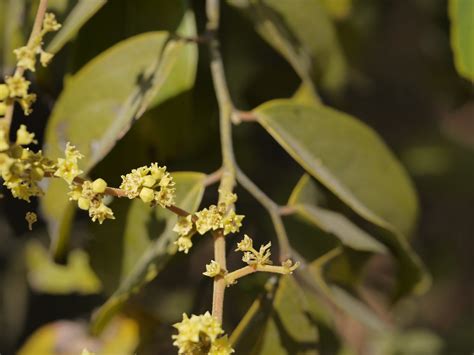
[90,172,206,335]
[289,174,387,254]
[254,99,429,297]
[46,0,107,54]
[227,0,348,93]
[25,241,101,294]
[41,11,198,257]
[449,0,474,82]
[255,99,417,236]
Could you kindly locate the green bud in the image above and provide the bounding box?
[142,175,156,188]
[92,178,107,194]
[31,167,44,180]
[139,187,155,204]
[78,197,90,210]
[0,102,6,116]
[0,84,9,101]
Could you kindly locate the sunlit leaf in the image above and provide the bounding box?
[289,174,387,254]
[46,0,107,54]
[449,0,474,82]
[90,172,206,335]
[227,0,348,93]
[254,99,429,298]
[25,240,101,294]
[17,316,139,355]
[41,11,198,258]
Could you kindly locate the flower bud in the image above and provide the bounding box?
[92,178,107,194]
[142,175,156,188]
[139,187,155,203]
[0,84,9,101]
[78,197,90,210]
[31,167,44,180]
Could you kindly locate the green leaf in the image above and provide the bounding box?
[255,99,416,236]
[90,172,206,335]
[289,175,387,254]
[41,12,198,258]
[46,0,107,54]
[254,99,430,297]
[232,277,319,354]
[25,240,101,294]
[227,0,348,93]
[449,0,474,82]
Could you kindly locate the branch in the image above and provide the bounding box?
[0,0,49,134]
[206,0,238,324]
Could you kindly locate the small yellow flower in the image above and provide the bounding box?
[173,215,194,236]
[235,234,253,252]
[220,210,244,235]
[6,75,30,98]
[16,125,36,146]
[39,51,54,67]
[14,46,37,72]
[89,201,114,224]
[209,335,234,355]
[175,236,193,254]
[203,260,222,278]
[172,312,232,354]
[195,205,222,235]
[42,13,61,32]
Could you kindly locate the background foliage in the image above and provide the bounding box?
[0,0,473,354]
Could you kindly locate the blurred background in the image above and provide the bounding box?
[0,0,473,354]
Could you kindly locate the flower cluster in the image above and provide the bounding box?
[14,13,61,72]
[68,178,114,224]
[0,13,61,116]
[236,234,299,272]
[54,143,83,184]
[173,192,244,254]
[172,312,234,354]
[0,125,55,201]
[120,163,175,207]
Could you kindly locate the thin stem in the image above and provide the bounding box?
[236,168,292,261]
[206,0,237,324]
[204,167,223,186]
[0,0,49,135]
[225,264,291,285]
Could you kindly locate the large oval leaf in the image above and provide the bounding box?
[227,0,347,93]
[89,172,206,335]
[449,0,474,82]
[254,99,417,237]
[41,11,198,257]
[254,100,430,297]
